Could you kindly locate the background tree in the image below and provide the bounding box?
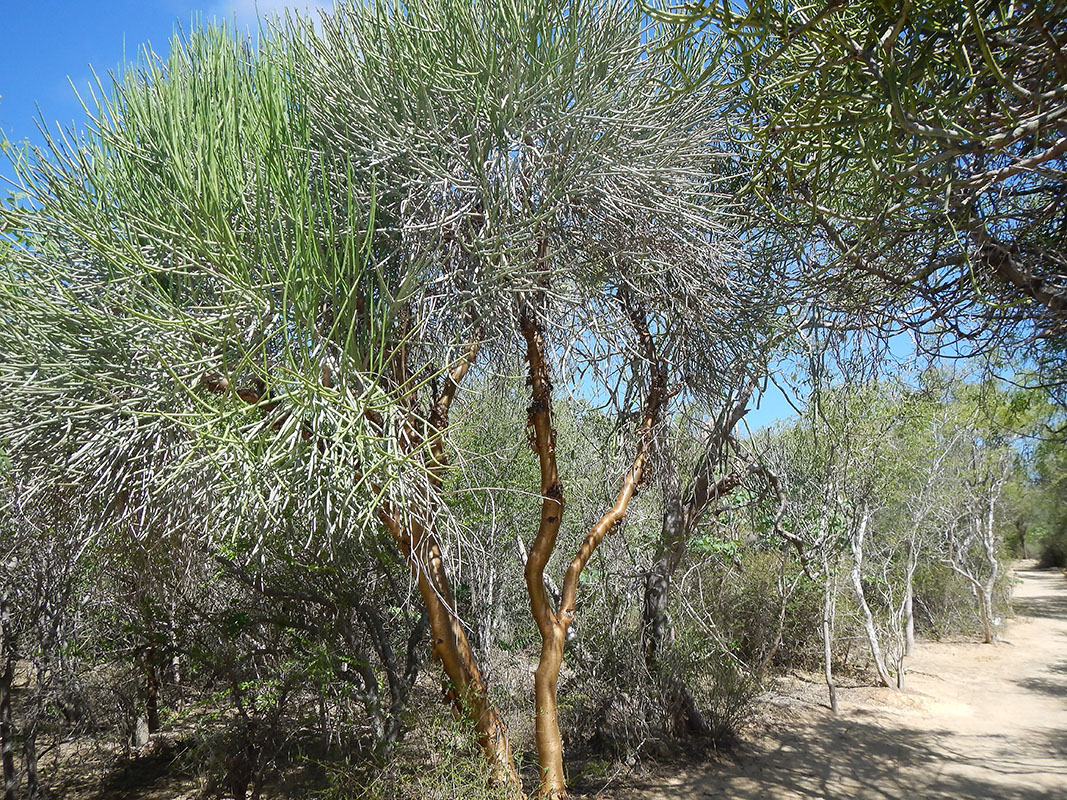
[654,0,1067,403]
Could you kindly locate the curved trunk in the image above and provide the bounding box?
[381,340,524,796]
[381,512,523,796]
[521,297,666,799]
[849,508,894,689]
[213,332,522,789]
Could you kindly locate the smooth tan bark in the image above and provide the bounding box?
[520,309,569,798]
[386,341,524,796]
[380,511,522,795]
[520,299,665,799]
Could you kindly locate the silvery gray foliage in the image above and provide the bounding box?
[0,1,770,555]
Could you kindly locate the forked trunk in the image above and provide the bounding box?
[849,508,894,689]
[641,388,756,735]
[642,503,709,735]
[521,297,666,799]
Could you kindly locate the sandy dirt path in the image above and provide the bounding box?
[614,563,1067,800]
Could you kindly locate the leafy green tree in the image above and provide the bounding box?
[0,3,770,796]
[1028,436,1067,565]
[655,0,1067,397]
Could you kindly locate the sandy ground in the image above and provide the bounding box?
[612,563,1067,800]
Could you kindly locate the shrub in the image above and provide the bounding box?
[320,696,507,800]
[1037,529,1067,569]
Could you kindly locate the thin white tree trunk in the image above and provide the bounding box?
[975,585,995,644]
[849,507,894,689]
[821,552,838,714]
[904,568,916,656]
[897,537,918,689]
[981,503,1000,644]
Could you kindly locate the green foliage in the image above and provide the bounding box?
[1026,430,1067,567]
[655,0,1067,400]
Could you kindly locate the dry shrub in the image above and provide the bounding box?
[320,694,508,800]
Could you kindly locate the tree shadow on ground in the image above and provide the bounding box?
[91,741,196,800]
[1018,674,1067,700]
[1041,727,1067,759]
[611,712,1066,800]
[1012,568,1067,621]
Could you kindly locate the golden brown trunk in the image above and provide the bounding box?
[533,630,568,799]
[378,508,522,795]
[382,340,523,796]
[415,523,521,793]
[204,333,520,790]
[520,308,569,798]
[521,297,665,800]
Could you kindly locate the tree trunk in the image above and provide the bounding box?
[641,474,709,736]
[1,655,14,800]
[849,508,894,689]
[386,611,429,750]
[145,649,161,734]
[976,585,995,644]
[757,554,798,676]
[897,537,919,689]
[641,386,755,734]
[390,340,524,796]
[904,563,916,657]
[642,509,682,674]
[24,719,39,800]
[822,554,838,714]
[1,586,15,800]
[223,332,519,789]
[400,518,523,796]
[521,297,666,799]
[168,595,182,688]
[981,503,1000,645]
[642,557,710,736]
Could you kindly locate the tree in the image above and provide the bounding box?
[654,0,1067,401]
[0,3,775,797]
[937,383,1037,644]
[760,363,970,698]
[641,373,796,731]
[0,474,92,800]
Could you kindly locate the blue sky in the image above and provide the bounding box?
[0,1,330,153]
[0,0,805,429]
